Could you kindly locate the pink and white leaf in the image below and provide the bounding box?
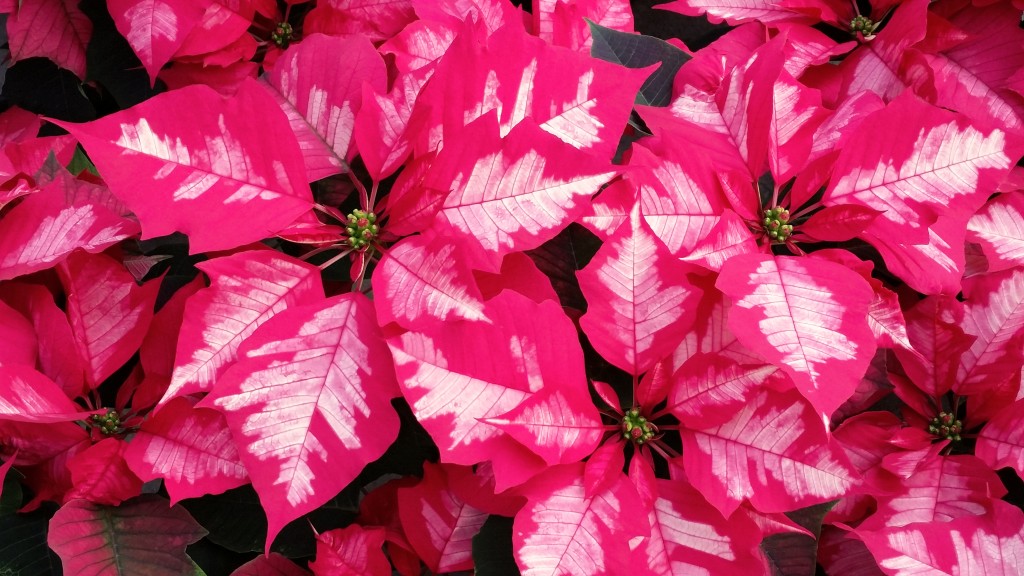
[644,479,765,575]
[389,291,588,472]
[413,23,647,158]
[858,500,1024,575]
[163,249,323,405]
[655,0,812,25]
[263,34,387,182]
[108,0,206,85]
[533,0,634,52]
[768,69,828,182]
[668,352,780,429]
[681,388,859,518]
[58,250,159,387]
[0,364,88,423]
[53,80,312,253]
[716,253,876,420]
[7,0,91,78]
[976,398,1024,478]
[308,525,391,576]
[123,397,248,504]
[425,114,616,267]
[826,92,1016,245]
[631,138,728,257]
[578,204,703,375]
[0,171,140,281]
[397,463,487,574]
[956,268,1024,395]
[354,68,429,182]
[204,294,400,551]
[513,464,648,576]
[968,191,1024,273]
[482,388,604,466]
[372,234,488,330]
[859,455,1006,530]
[680,210,759,272]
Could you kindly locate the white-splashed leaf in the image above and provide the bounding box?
[827,92,1016,246]
[513,464,648,576]
[53,80,312,253]
[425,114,616,268]
[968,191,1024,273]
[162,249,323,406]
[578,203,703,375]
[373,234,488,330]
[123,397,248,505]
[263,34,387,182]
[717,253,876,420]
[682,388,858,518]
[203,294,399,552]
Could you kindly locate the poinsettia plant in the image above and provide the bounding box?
[1,0,1023,573]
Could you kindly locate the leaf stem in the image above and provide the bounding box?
[368,181,380,213]
[318,248,353,270]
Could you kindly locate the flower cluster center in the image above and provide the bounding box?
[929,412,963,442]
[762,206,794,243]
[346,209,379,251]
[621,408,657,445]
[271,22,294,48]
[850,15,876,36]
[90,409,122,436]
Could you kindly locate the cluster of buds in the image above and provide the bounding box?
[762,206,794,242]
[850,15,878,37]
[271,22,294,48]
[929,412,963,442]
[90,409,122,436]
[346,209,379,251]
[621,408,657,445]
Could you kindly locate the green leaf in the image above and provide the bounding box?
[588,20,692,107]
[67,145,99,177]
[0,504,62,575]
[760,500,838,576]
[472,515,519,576]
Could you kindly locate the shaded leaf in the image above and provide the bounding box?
[58,250,159,387]
[108,0,206,85]
[472,515,519,576]
[398,463,487,573]
[47,496,206,576]
[308,525,390,576]
[7,0,91,78]
[761,501,837,576]
[230,553,310,576]
[588,20,690,107]
[0,505,62,575]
